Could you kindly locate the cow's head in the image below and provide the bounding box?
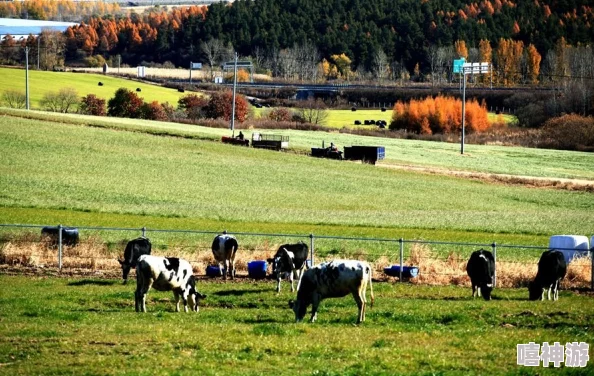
[187,276,207,312]
[118,259,132,284]
[267,256,283,276]
[288,299,307,322]
[528,281,542,301]
[481,284,493,301]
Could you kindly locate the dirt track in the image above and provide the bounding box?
[380,163,594,192]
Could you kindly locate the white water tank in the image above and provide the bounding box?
[549,235,590,264]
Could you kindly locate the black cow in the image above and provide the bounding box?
[267,242,309,293]
[118,237,152,284]
[466,249,495,301]
[529,250,567,301]
[211,233,239,280]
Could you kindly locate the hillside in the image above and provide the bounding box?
[52,0,594,72]
[1,110,593,245]
[0,67,190,109]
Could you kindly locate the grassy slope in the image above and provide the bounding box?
[253,108,517,129]
[0,276,592,375]
[0,67,190,108]
[1,112,593,248]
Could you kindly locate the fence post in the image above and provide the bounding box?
[399,238,404,282]
[309,233,315,267]
[142,227,146,238]
[591,248,594,291]
[58,224,63,271]
[492,242,497,287]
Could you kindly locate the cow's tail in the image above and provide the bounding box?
[368,266,374,309]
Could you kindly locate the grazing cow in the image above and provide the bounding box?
[529,250,567,301]
[288,260,374,324]
[267,242,309,293]
[466,249,496,301]
[118,237,152,284]
[211,233,239,280]
[135,255,206,312]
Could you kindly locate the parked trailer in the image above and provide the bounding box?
[251,133,289,151]
[343,146,385,165]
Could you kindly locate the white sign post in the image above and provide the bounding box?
[459,62,490,154]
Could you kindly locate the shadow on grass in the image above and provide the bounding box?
[212,289,263,296]
[68,279,118,286]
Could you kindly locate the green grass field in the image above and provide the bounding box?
[0,275,592,375]
[0,67,191,108]
[1,78,594,375]
[1,110,593,251]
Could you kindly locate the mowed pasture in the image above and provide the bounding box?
[1,109,594,244]
[0,67,193,108]
[0,275,593,375]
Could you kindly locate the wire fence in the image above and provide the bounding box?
[1,223,592,290]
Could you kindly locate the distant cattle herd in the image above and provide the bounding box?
[117,234,570,323]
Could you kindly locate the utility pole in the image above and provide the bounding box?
[25,46,30,110]
[37,36,40,70]
[461,71,467,154]
[230,52,238,137]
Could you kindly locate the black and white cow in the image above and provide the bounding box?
[529,250,567,301]
[118,237,152,284]
[211,233,239,280]
[288,260,374,324]
[135,255,206,312]
[466,249,496,301]
[267,242,309,293]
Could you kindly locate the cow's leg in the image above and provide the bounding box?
[223,260,227,279]
[289,270,295,292]
[353,291,365,324]
[138,284,151,313]
[230,248,237,280]
[180,288,190,312]
[477,286,482,298]
[310,294,321,323]
[295,269,304,292]
[276,274,282,293]
[173,290,181,312]
[547,286,552,301]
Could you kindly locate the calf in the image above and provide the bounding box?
[466,249,495,300]
[529,250,566,301]
[288,260,374,324]
[118,237,152,284]
[135,255,206,312]
[211,233,239,280]
[267,242,309,293]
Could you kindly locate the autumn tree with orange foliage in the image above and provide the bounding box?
[203,91,249,122]
[454,40,468,59]
[525,44,541,84]
[390,96,491,135]
[495,38,523,86]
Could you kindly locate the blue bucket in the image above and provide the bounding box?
[206,265,221,277]
[384,265,419,279]
[247,260,268,279]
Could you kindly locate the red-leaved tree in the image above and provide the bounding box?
[178,94,208,120]
[203,91,248,122]
[140,101,168,121]
[79,94,106,116]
